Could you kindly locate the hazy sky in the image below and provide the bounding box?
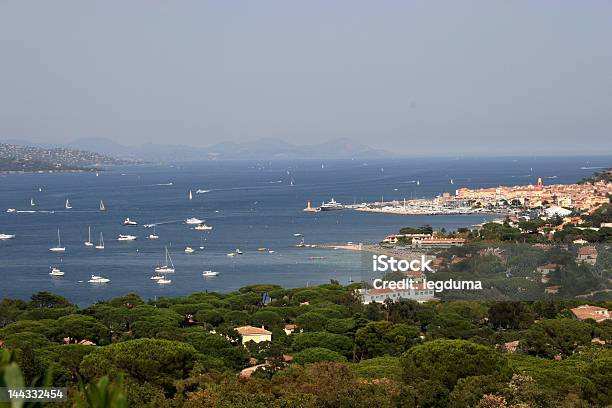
[1,1,611,155]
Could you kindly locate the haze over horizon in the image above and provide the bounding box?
[1,1,611,156]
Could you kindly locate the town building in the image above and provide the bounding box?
[536,263,560,284]
[576,246,598,265]
[412,237,466,249]
[235,326,272,344]
[357,285,435,304]
[570,305,610,322]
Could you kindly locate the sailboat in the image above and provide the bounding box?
[30,198,35,207]
[189,190,193,200]
[84,227,94,247]
[450,179,454,185]
[148,226,159,239]
[99,200,106,211]
[49,229,66,252]
[155,247,175,273]
[95,232,105,249]
[65,199,72,209]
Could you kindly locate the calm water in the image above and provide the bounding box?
[0,156,609,305]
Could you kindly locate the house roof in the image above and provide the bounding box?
[537,263,559,270]
[570,305,610,322]
[235,325,272,336]
[578,246,598,256]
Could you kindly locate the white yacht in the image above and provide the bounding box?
[123,218,138,226]
[150,275,164,280]
[195,189,210,194]
[194,224,212,231]
[226,252,236,257]
[117,234,137,241]
[157,277,172,284]
[185,217,204,225]
[95,232,105,249]
[184,246,195,254]
[65,199,72,209]
[49,229,66,252]
[0,233,15,240]
[84,227,94,247]
[88,275,110,283]
[202,270,219,277]
[155,247,175,273]
[49,267,65,276]
[6,209,16,213]
[320,198,344,211]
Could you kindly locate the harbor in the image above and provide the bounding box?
[305,196,505,216]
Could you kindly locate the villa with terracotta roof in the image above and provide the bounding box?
[235,325,272,344]
[570,305,610,323]
[576,246,598,265]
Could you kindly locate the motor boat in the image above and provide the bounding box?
[185,217,204,225]
[320,198,344,211]
[0,233,15,240]
[193,224,212,231]
[117,234,137,241]
[6,209,16,213]
[88,275,110,283]
[185,246,195,254]
[150,275,164,280]
[157,278,172,284]
[123,218,138,226]
[49,267,64,276]
[202,270,219,277]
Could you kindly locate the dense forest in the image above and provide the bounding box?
[0,285,610,407]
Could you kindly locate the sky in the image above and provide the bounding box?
[0,1,611,156]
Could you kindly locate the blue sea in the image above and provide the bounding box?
[0,156,609,305]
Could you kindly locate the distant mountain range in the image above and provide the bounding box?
[0,137,392,162]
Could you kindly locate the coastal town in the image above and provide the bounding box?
[307,171,612,306]
[305,173,612,217]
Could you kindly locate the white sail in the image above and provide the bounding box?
[49,229,65,252]
[95,232,104,249]
[85,226,93,246]
[65,199,72,209]
[189,190,193,200]
[100,200,105,211]
[30,198,35,207]
[155,247,175,273]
